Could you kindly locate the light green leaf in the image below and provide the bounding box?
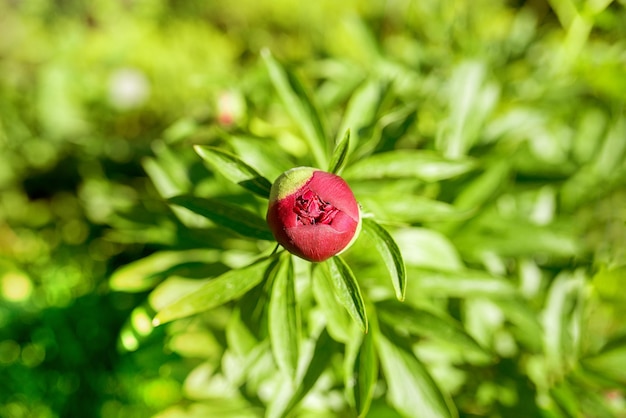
[453,160,510,211]
[267,329,340,418]
[153,255,277,325]
[583,339,626,386]
[392,227,464,272]
[343,150,476,182]
[109,249,220,292]
[377,333,457,418]
[327,256,368,333]
[345,319,377,417]
[362,218,406,301]
[359,195,471,223]
[328,129,351,174]
[541,270,585,379]
[168,195,274,241]
[268,254,300,378]
[377,300,488,358]
[194,145,272,199]
[312,264,352,343]
[262,49,328,168]
[407,268,517,298]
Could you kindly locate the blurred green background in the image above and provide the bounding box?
[1,0,626,417]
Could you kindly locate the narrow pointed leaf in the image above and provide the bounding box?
[262,49,328,168]
[268,329,339,418]
[153,255,277,325]
[345,323,377,417]
[343,150,476,182]
[194,145,272,198]
[328,129,351,174]
[312,265,352,342]
[168,195,274,241]
[327,256,368,333]
[363,218,406,301]
[377,333,457,418]
[268,254,300,378]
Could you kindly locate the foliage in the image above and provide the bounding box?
[1,0,626,417]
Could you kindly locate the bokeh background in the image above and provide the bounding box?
[1,0,626,417]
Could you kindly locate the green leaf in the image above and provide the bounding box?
[153,255,277,325]
[168,195,274,241]
[541,270,585,379]
[262,49,328,168]
[377,300,488,359]
[406,268,516,298]
[343,150,476,182]
[327,256,368,333]
[194,145,272,199]
[268,253,300,378]
[345,319,377,417]
[362,218,406,301]
[312,264,352,342]
[377,332,457,418]
[267,329,340,418]
[359,195,471,223]
[109,249,220,292]
[328,129,350,174]
[392,227,464,272]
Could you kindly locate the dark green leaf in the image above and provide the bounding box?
[153,255,277,325]
[262,49,328,168]
[362,218,406,301]
[194,145,272,198]
[168,195,274,241]
[327,256,368,333]
[328,129,350,174]
[377,333,457,418]
[268,253,300,378]
[343,150,476,182]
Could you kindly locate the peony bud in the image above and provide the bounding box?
[266,167,361,262]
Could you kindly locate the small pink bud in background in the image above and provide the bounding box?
[266,167,361,262]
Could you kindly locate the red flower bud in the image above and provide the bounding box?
[266,167,361,262]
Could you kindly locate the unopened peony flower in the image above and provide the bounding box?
[266,167,361,262]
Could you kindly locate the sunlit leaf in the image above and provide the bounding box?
[377,300,489,359]
[345,317,377,417]
[194,145,272,199]
[267,329,340,418]
[328,129,350,174]
[262,49,328,168]
[406,268,517,298]
[312,264,352,342]
[362,218,406,301]
[327,256,368,333]
[359,195,471,223]
[343,150,476,182]
[268,253,300,378]
[336,78,385,153]
[109,249,220,292]
[153,255,278,325]
[541,270,585,379]
[168,195,274,241]
[377,332,457,418]
[392,227,464,272]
